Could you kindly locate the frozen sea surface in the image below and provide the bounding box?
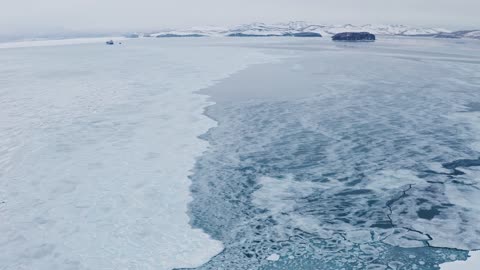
[0,38,278,270]
[186,37,480,269]
[1,37,480,270]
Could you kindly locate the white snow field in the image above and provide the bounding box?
[0,38,277,270]
[441,251,480,270]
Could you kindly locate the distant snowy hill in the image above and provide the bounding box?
[129,22,470,39]
[434,30,480,39]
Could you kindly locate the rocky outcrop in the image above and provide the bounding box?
[332,32,376,41]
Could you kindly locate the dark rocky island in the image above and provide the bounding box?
[332,32,376,41]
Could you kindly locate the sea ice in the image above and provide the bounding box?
[0,38,277,270]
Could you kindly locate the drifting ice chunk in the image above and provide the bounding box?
[266,254,280,261]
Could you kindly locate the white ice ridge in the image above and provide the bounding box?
[0,39,279,269]
[0,37,127,49]
[440,251,480,270]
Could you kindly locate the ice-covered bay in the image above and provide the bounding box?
[0,38,277,269]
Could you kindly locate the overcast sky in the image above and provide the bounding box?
[1,0,479,36]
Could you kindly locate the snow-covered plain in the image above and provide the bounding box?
[0,38,278,270]
[441,251,480,270]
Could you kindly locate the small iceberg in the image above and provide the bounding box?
[266,253,280,261]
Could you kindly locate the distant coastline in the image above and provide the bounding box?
[1,22,478,43]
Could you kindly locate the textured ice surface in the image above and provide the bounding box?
[0,39,278,270]
[187,38,480,269]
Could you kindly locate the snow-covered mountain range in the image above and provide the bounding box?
[127,22,478,39]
